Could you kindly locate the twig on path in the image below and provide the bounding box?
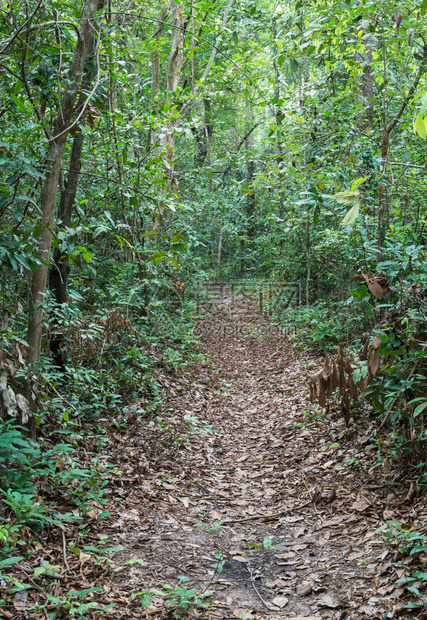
[248,564,280,611]
[226,502,311,524]
[61,529,70,572]
[226,514,282,524]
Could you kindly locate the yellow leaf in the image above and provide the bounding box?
[333,189,360,206]
[414,114,427,139]
[341,200,360,226]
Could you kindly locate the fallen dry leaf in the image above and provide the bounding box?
[318,593,350,609]
[296,581,312,596]
[13,591,27,609]
[272,595,289,609]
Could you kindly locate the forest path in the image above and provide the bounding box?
[111,287,401,619]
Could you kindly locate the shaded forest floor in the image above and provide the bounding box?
[8,287,426,619]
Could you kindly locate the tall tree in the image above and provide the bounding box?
[26,0,101,434]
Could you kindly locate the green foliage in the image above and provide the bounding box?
[277,302,362,351]
[377,521,427,610]
[134,576,213,618]
[196,519,227,535]
[263,536,277,550]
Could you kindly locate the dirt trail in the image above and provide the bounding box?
[110,288,406,619]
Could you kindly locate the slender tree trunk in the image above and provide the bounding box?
[49,16,102,370]
[164,0,184,191]
[305,220,310,309]
[359,26,374,129]
[152,1,183,229]
[150,7,167,149]
[194,98,213,188]
[217,227,223,269]
[271,20,285,221]
[50,127,85,306]
[26,0,100,436]
[245,103,256,239]
[167,0,236,132]
[377,43,427,263]
[49,127,85,371]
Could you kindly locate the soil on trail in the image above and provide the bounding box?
[107,288,415,619]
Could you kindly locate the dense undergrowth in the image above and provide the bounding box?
[0,263,208,581]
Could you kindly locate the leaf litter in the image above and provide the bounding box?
[5,286,426,619]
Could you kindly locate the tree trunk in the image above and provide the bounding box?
[48,29,102,371]
[194,99,213,187]
[164,0,184,190]
[376,43,427,263]
[217,227,223,269]
[26,0,100,436]
[245,103,256,239]
[271,20,285,221]
[150,7,167,149]
[50,126,85,308]
[359,25,374,129]
[48,126,85,371]
[152,1,183,229]
[305,219,310,309]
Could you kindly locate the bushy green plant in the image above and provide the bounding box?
[377,521,427,610]
[277,301,362,351]
[133,575,213,618]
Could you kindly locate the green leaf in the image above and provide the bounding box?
[340,200,360,226]
[0,556,24,567]
[34,566,46,578]
[10,94,29,115]
[263,536,277,549]
[68,587,103,599]
[333,189,360,206]
[414,401,427,416]
[420,92,427,116]
[422,0,427,16]
[123,558,147,567]
[413,114,427,139]
[139,592,153,609]
[351,177,367,191]
[410,544,427,555]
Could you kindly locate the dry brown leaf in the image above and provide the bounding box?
[272,596,289,608]
[318,593,349,608]
[361,273,386,299]
[296,581,312,596]
[291,526,306,538]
